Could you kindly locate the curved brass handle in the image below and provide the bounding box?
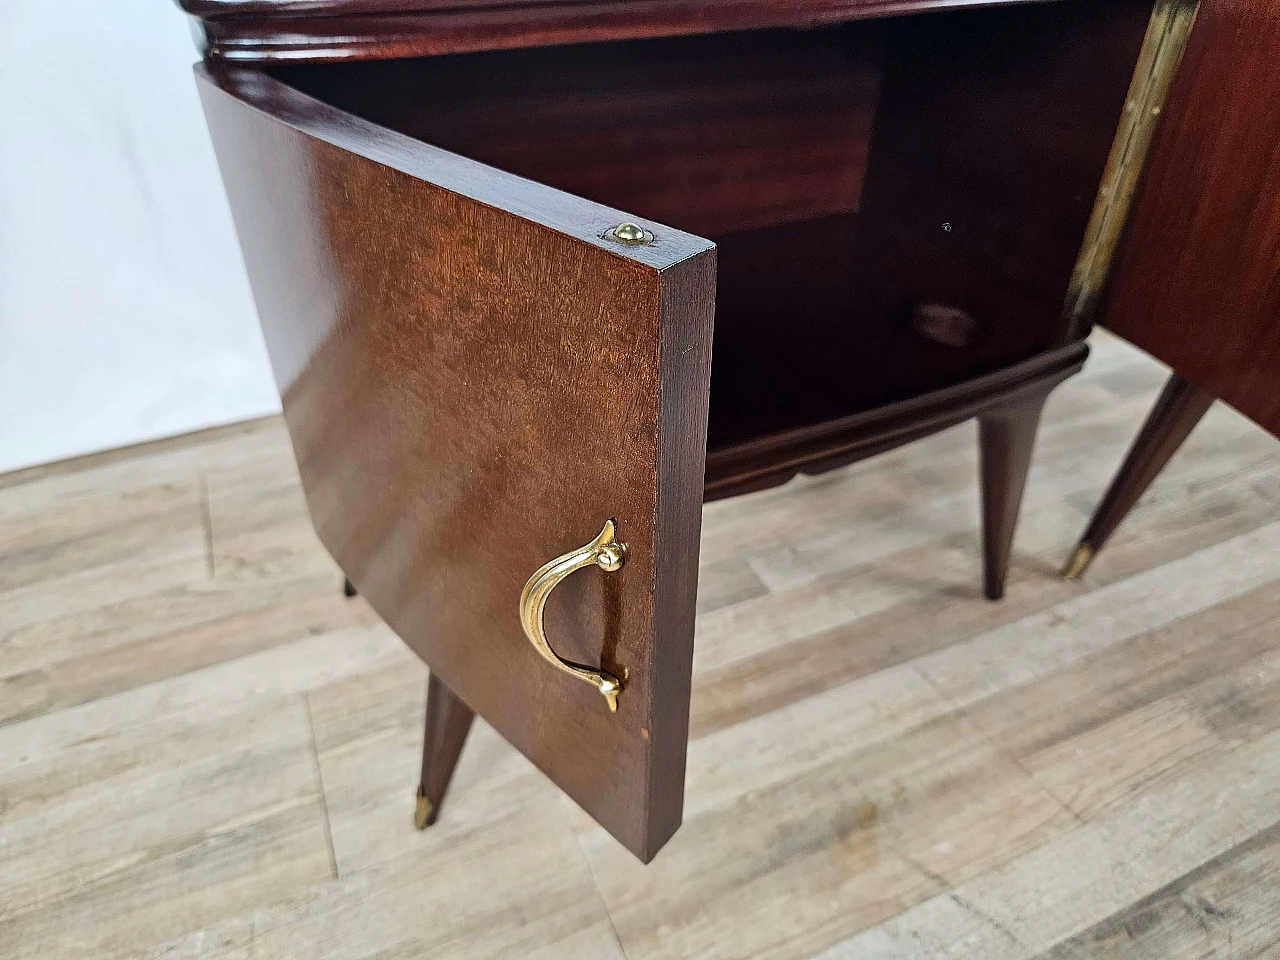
[519,520,626,712]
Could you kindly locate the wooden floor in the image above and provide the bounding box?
[3,331,1280,959]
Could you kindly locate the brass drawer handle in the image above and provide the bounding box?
[519,520,626,712]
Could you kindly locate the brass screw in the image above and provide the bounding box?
[606,221,655,244]
[596,541,626,572]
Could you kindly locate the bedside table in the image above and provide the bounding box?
[180,0,1176,861]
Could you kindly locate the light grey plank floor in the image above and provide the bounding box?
[2,332,1279,959]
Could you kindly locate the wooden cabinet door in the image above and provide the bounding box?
[1105,0,1280,439]
[196,65,716,861]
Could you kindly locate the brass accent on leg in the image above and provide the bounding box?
[1063,542,1095,581]
[414,786,434,830]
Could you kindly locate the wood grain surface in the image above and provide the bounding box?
[178,0,1065,63]
[4,332,1280,958]
[273,4,1150,459]
[197,64,716,861]
[1069,372,1216,565]
[1106,0,1280,440]
[698,0,1150,451]
[190,0,1158,860]
[270,27,884,240]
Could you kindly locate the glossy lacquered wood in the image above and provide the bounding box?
[702,341,1086,500]
[191,0,1158,861]
[1071,0,1280,574]
[269,28,883,241]
[754,0,1146,430]
[1068,373,1215,575]
[417,672,475,827]
[978,386,1053,600]
[197,65,715,861]
[703,343,1083,601]
[1105,0,1280,441]
[273,3,1151,450]
[180,0,1061,62]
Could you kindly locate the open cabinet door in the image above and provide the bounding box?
[196,65,716,861]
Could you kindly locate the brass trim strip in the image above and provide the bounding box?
[1064,0,1200,333]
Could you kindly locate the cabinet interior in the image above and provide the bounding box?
[271,0,1152,456]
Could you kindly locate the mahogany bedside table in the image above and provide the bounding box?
[179,0,1183,861]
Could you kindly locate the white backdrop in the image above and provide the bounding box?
[0,0,280,474]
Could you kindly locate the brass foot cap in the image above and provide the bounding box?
[1063,542,1094,580]
[414,788,434,830]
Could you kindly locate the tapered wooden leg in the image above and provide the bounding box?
[1064,373,1215,579]
[415,672,476,829]
[978,388,1051,601]
[342,577,357,598]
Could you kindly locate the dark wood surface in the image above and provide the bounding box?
[705,342,1083,599]
[275,3,1150,457]
[1105,0,1280,441]
[1066,372,1215,576]
[697,0,1148,449]
[180,0,1048,14]
[270,27,884,240]
[417,672,476,827]
[977,384,1052,600]
[180,0,1061,62]
[196,64,716,862]
[190,0,1163,858]
[702,340,1086,499]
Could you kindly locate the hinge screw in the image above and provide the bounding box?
[605,222,654,245]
